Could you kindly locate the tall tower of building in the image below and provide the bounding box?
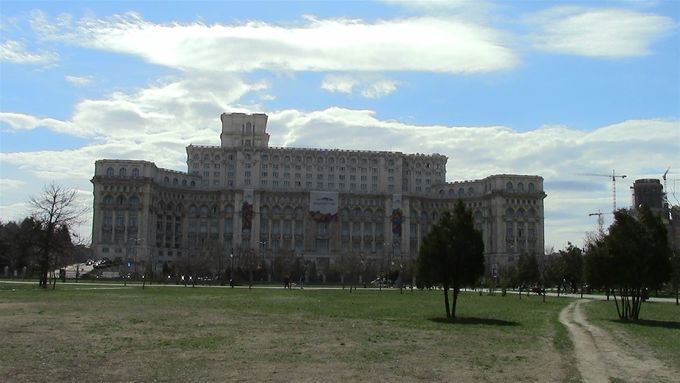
[220,112,270,148]
[632,179,664,211]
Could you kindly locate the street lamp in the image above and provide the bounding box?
[229,252,234,288]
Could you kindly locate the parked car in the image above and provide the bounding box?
[370,278,389,287]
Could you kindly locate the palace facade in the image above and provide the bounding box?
[91,113,546,278]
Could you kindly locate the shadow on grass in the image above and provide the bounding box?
[428,317,519,326]
[608,318,680,330]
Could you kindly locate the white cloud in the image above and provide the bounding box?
[0,39,58,64]
[361,80,399,99]
[65,75,94,86]
[29,11,517,74]
[0,178,25,192]
[0,112,77,136]
[321,75,399,98]
[321,75,358,94]
[527,7,676,57]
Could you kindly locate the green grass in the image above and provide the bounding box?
[584,299,680,369]
[1,282,576,382]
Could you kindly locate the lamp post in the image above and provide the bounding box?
[229,252,234,288]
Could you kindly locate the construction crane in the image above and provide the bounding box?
[588,210,605,234]
[581,170,627,214]
[661,166,671,209]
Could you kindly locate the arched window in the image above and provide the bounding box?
[267,206,278,217]
[129,196,140,207]
[106,167,114,177]
[190,181,196,187]
[517,182,525,192]
[528,183,535,192]
[506,182,514,192]
[223,204,233,216]
[103,195,113,204]
[131,168,139,177]
[119,168,126,177]
[474,210,483,221]
[467,187,474,196]
[164,177,170,184]
[182,179,187,186]
[458,188,464,197]
[173,178,178,185]
[245,122,252,133]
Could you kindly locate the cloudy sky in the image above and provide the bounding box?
[1,0,679,250]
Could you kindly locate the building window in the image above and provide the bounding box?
[106,167,114,177]
[119,168,126,177]
[132,168,139,177]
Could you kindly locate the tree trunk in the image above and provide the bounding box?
[613,290,622,319]
[443,284,451,319]
[451,287,459,319]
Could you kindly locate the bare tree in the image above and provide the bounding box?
[29,183,85,289]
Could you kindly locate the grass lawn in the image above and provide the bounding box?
[584,299,680,369]
[0,282,576,382]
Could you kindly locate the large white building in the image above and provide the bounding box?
[91,113,545,280]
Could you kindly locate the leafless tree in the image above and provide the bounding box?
[29,183,86,289]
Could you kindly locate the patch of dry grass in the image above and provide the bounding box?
[0,283,574,382]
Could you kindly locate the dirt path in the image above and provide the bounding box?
[559,300,678,383]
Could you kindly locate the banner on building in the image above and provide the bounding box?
[391,194,403,239]
[242,189,254,230]
[309,191,338,222]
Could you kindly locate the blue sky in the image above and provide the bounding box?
[1,0,679,249]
